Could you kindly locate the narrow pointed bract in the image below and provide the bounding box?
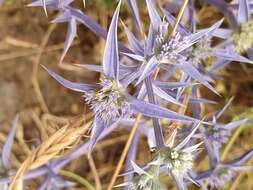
[42,66,98,92]
[60,17,77,62]
[122,22,143,55]
[126,0,142,32]
[88,116,107,152]
[2,115,19,169]
[129,96,200,123]
[238,0,250,23]
[146,0,161,30]
[137,57,158,84]
[102,1,121,81]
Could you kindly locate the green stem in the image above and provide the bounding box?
[221,124,248,160]
[221,107,253,160]
[59,169,95,190]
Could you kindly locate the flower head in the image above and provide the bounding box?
[154,31,189,63]
[130,164,164,190]
[85,78,131,123]
[158,145,196,177]
[205,124,231,148]
[118,160,166,190]
[233,18,253,52]
[207,167,235,187]
[156,123,201,178]
[189,37,213,63]
[205,118,247,149]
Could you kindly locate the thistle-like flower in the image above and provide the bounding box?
[195,143,253,189]
[117,160,166,190]
[84,78,131,123]
[188,37,213,63]
[123,2,251,95]
[153,19,189,63]
[154,31,189,63]
[158,146,195,177]
[233,18,253,52]
[121,123,202,189]
[202,98,248,149]
[209,0,253,70]
[130,163,165,190]
[43,1,201,153]
[154,123,202,182]
[198,149,253,189]
[205,124,231,148]
[206,167,235,187]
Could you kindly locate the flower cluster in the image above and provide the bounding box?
[1,0,253,190]
[159,146,195,177]
[189,37,213,63]
[233,18,253,52]
[130,164,164,190]
[154,31,189,63]
[84,78,131,123]
[207,168,235,187]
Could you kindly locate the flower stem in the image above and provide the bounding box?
[145,76,165,148]
[59,169,95,190]
[170,0,189,36]
[107,0,190,188]
[106,113,142,190]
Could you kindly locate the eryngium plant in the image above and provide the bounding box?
[0,0,253,190]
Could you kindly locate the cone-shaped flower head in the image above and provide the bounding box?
[206,167,235,187]
[130,162,165,190]
[233,18,253,53]
[157,124,201,178]
[232,0,253,52]
[158,145,195,177]
[205,123,231,148]
[154,30,190,63]
[85,78,131,123]
[188,37,213,63]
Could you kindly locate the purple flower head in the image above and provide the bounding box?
[43,0,204,153]
[205,117,247,149]
[206,123,231,147]
[159,146,196,177]
[123,6,225,94]
[195,143,253,189]
[209,0,253,63]
[206,167,235,188]
[3,1,253,190]
[157,123,202,180]
[229,0,253,53]
[200,154,253,189]
[155,124,200,178]
[188,37,213,63]
[154,31,190,63]
[199,98,248,149]
[84,78,131,123]
[121,123,202,189]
